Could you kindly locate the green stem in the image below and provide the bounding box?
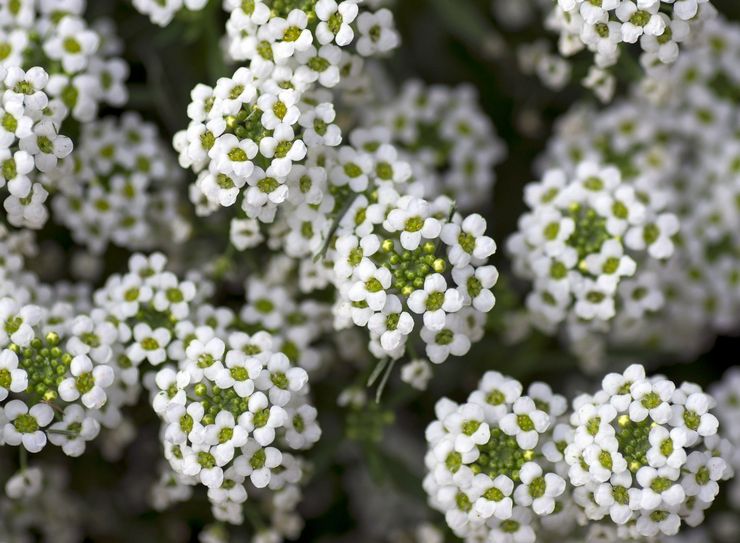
[367,358,390,388]
[375,358,397,403]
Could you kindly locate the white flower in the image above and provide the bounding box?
[127,323,172,366]
[255,352,308,406]
[400,359,433,391]
[593,470,640,525]
[646,426,687,469]
[444,402,490,453]
[295,44,342,88]
[420,318,471,364]
[367,295,414,353]
[259,124,307,177]
[471,473,514,521]
[0,349,27,400]
[513,462,566,516]
[441,214,496,268]
[58,354,115,409]
[499,397,550,450]
[407,274,464,331]
[47,404,100,457]
[234,441,282,488]
[355,9,400,57]
[468,371,522,422]
[636,465,684,509]
[315,0,359,46]
[43,16,100,73]
[237,391,286,446]
[0,298,43,347]
[681,451,726,503]
[629,378,675,424]
[384,196,442,251]
[205,411,249,465]
[452,265,498,313]
[3,399,53,453]
[347,260,392,314]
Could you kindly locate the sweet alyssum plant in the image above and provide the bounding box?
[0,0,738,542]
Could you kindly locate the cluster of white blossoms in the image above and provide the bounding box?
[177,65,344,222]
[176,0,402,225]
[52,113,190,253]
[0,234,119,457]
[172,3,501,373]
[0,66,73,229]
[506,160,678,343]
[0,0,135,233]
[423,371,569,543]
[154,342,319,525]
[89,252,324,528]
[710,368,740,511]
[0,326,115,456]
[0,0,128,122]
[548,0,715,99]
[564,364,732,538]
[328,188,498,365]
[424,365,735,542]
[527,15,740,365]
[133,0,401,62]
[359,81,506,211]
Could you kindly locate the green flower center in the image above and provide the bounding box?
[75,372,94,394]
[14,413,38,433]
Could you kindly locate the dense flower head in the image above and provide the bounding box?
[424,371,568,542]
[0,304,116,456]
[52,113,190,253]
[548,0,715,100]
[154,338,319,524]
[0,0,128,122]
[710,368,740,511]
[532,18,740,366]
[176,66,343,222]
[0,66,73,229]
[507,160,678,351]
[564,363,732,538]
[328,185,499,364]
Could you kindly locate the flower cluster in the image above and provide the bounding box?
[0,66,73,229]
[176,65,343,222]
[507,160,677,342]
[529,16,740,365]
[564,364,732,538]
[52,113,190,253]
[423,371,568,542]
[0,0,128,122]
[360,81,506,212]
[710,368,740,511]
[549,0,715,98]
[0,297,116,456]
[176,37,501,372]
[224,0,400,64]
[329,188,498,364]
[133,0,401,64]
[154,340,319,525]
[89,252,325,528]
